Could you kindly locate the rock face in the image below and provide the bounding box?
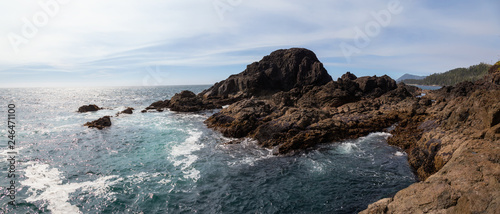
[361,62,500,214]
[142,48,499,213]
[78,104,101,113]
[205,72,414,154]
[84,116,112,129]
[199,48,332,104]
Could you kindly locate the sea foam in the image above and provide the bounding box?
[22,162,121,214]
[169,129,204,181]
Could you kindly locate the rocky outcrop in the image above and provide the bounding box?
[141,48,499,213]
[205,73,417,154]
[143,48,332,111]
[78,104,101,113]
[199,48,332,104]
[361,62,500,213]
[84,116,112,129]
[143,90,221,113]
[116,107,134,116]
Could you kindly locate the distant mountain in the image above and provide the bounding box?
[403,63,492,86]
[396,74,426,82]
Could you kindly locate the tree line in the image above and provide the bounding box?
[403,63,492,86]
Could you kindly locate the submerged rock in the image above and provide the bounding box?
[116,107,134,116]
[78,104,101,113]
[84,116,112,129]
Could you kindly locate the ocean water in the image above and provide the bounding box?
[413,85,442,90]
[0,86,416,214]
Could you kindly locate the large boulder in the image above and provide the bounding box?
[200,48,332,101]
[78,104,101,113]
[116,107,134,116]
[84,116,112,129]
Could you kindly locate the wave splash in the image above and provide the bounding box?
[22,162,121,214]
[169,129,204,181]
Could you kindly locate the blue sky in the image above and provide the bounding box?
[0,0,499,87]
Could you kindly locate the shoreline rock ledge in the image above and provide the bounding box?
[361,61,500,213]
[144,48,420,155]
[144,48,500,213]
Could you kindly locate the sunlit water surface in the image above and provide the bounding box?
[0,86,416,213]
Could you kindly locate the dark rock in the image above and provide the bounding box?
[145,100,170,111]
[205,99,273,138]
[354,75,397,97]
[340,72,357,81]
[205,78,414,154]
[116,107,134,116]
[169,90,221,112]
[78,104,101,113]
[84,116,112,129]
[143,91,221,112]
[200,48,332,100]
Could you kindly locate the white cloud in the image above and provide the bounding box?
[0,0,499,87]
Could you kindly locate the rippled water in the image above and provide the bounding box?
[0,86,416,213]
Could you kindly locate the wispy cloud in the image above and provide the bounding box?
[0,0,499,87]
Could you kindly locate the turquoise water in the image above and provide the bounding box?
[0,86,416,213]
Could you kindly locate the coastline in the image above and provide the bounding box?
[141,49,500,213]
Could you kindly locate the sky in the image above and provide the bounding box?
[0,0,499,88]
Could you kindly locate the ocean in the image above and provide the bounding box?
[0,86,416,214]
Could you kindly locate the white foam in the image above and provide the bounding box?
[367,132,393,139]
[307,159,326,173]
[223,139,274,167]
[338,142,358,154]
[158,178,172,185]
[395,151,406,156]
[126,172,161,184]
[416,93,426,98]
[22,162,122,214]
[169,130,203,181]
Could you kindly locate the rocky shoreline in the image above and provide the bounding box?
[139,48,499,213]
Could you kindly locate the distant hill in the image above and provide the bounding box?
[396,74,426,82]
[403,63,492,86]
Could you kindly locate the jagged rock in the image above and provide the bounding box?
[354,75,398,97]
[205,99,274,138]
[116,107,134,116]
[169,90,220,112]
[200,48,332,101]
[362,65,500,213]
[340,72,357,81]
[78,104,101,113]
[205,74,415,154]
[143,91,221,112]
[84,116,112,129]
[144,100,170,112]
